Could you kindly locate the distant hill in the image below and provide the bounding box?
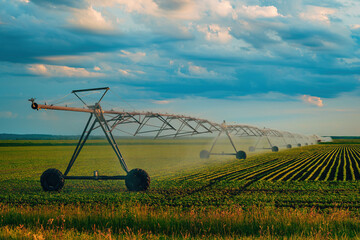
[330,136,360,139]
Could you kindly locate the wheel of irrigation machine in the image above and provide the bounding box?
[125,168,150,191]
[271,146,279,152]
[286,144,292,149]
[297,143,302,147]
[199,150,210,159]
[249,146,256,152]
[305,143,308,146]
[236,150,247,160]
[40,168,65,192]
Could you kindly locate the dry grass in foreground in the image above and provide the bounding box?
[1,203,360,239]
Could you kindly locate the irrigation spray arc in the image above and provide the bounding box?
[29,87,317,192]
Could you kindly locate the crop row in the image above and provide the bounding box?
[181,145,360,182]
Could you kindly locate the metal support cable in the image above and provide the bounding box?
[109,89,136,111]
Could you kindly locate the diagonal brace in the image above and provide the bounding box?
[94,104,129,173]
[64,114,96,176]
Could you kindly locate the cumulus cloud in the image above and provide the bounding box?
[197,24,232,43]
[115,0,158,15]
[118,68,144,76]
[116,0,200,20]
[40,55,89,62]
[152,100,172,104]
[299,6,336,24]
[209,0,233,17]
[68,6,114,33]
[1,0,360,102]
[188,62,215,76]
[188,63,206,75]
[234,5,281,19]
[28,64,104,77]
[28,64,48,75]
[120,50,146,62]
[233,92,294,101]
[118,69,130,75]
[301,95,324,107]
[0,111,18,119]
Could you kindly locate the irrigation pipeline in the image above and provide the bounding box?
[31,102,259,132]
[30,96,316,141]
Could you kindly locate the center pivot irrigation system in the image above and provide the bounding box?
[29,87,317,192]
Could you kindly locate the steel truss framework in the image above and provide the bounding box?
[29,87,317,191]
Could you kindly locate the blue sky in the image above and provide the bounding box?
[0,0,360,136]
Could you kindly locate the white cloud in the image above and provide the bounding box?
[94,66,101,71]
[118,69,130,75]
[188,62,216,76]
[234,5,280,19]
[232,92,294,101]
[116,0,200,20]
[28,64,104,77]
[27,112,59,121]
[152,100,171,104]
[301,95,324,107]
[338,57,360,65]
[188,63,207,75]
[299,6,336,24]
[39,53,108,65]
[0,111,17,119]
[68,6,114,32]
[120,50,146,62]
[197,24,232,43]
[351,24,360,29]
[118,68,145,76]
[115,0,158,15]
[28,64,48,75]
[210,0,232,17]
[40,55,90,62]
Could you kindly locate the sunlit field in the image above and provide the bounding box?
[1,138,360,239]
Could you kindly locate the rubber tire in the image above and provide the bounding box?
[249,146,255,152]
[272,146,279,152]
[297,144,302,147]
[305,143,308,146]
[200,150,210,159]
[40,168,65,192]
[286,144,292,149]
[125,168,150,192]
[236,151,247,160]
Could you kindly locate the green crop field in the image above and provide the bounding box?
[1,139,360,239]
